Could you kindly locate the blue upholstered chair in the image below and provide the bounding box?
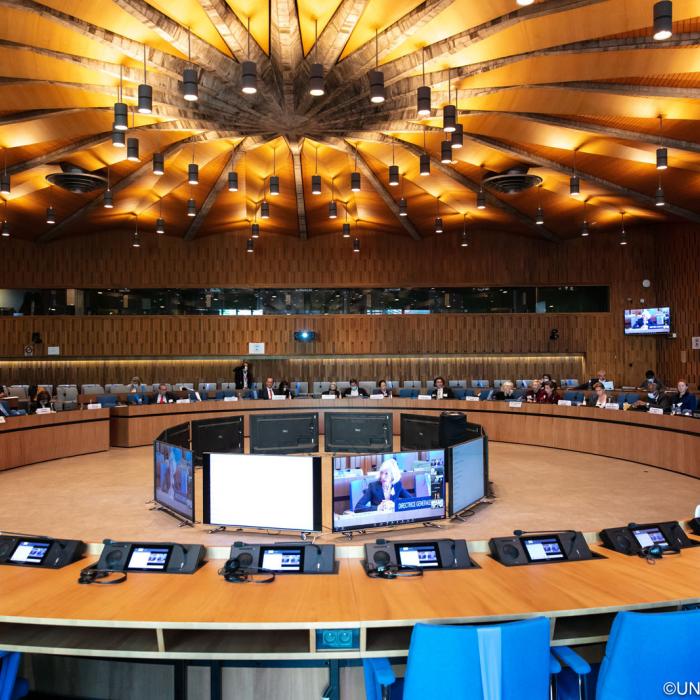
[96,394,118,407]
[478,389,493,401]
[563,391,579,402]
[399,388,418,399]
[463,388,475,397]
[0,651,29,700]
[453,388,467,400]
[625,392,640,405]
[363,618,580,700]
[127,393,149,405]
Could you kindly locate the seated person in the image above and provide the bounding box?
[127,376,144,393]
[354,459,411,513]
[0,399,23,417]
[373,380,392,397]
[541,373,553,384]
[493,380,521,401]
[0,384,7,399]
[671,380,697,414]
[630,382,671,413]
[536,381,559,404]
[323,381,340,397]
[639,369,664,392]
[277,380,293,399]
[154,383,176,404]
[579,370,609,391]
[586,382,610,408]
[260,376,278,400]
[343,379,368,398]
[430,376,454,400]
[525,378,544,403]
[30,390,52,413]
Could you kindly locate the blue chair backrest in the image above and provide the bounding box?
[616,394,626,408]
[97,394,117,407]
[463,388,475,397]
[246,390,259,399]
[399,388,418,398]
[563,391,578,402]
[127,393,149,405]
[384,618,550,700]
[1,650,28,700]
[597,609,700,700]
[478,389,492,401]
[625,392,640,404]
[453,388,466,400]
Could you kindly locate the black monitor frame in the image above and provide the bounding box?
[325,412,393,453]
[153,439,195,524]
[158,422,190,449]
[249,412,319,454]
[191,416,244,465]
[446,435,489,517]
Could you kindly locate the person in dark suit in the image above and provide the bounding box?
[277,380,293,399]
[323,381,340,397]
[430,376,454,400]
[578,370,609,391]
[586,382,610,408]
[260,376,277,400]
[671,380,697,414]
[354,459,411,513]
[630,383,671,413]
[493,381,522,401]
[29,390,52,413]
[342,379,368,398]
[154,383,177,404]
[638,369,664,392]
[0,384,7,399]
[536,381,559,404]
[373,380,392,397]
[234,362,254,390]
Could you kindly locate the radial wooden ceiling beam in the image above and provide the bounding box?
[324,136,421,241]
[7,132,112,175]
[541,82,700,100]
[199,0,266,63]
[270,0,304,112]
[285,137,308,240]
[465,132,700,226]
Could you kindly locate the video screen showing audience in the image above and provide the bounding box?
[624,307,671,335]
[153,440,194,521]
[332,449,445,532]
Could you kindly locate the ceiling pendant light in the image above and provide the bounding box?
[460,214,469,247]
[443,69,456,133]
[113,65,128,131]
[188,148,198,184]
[434,197,443,233]
[398,177,407,216]
[451,88,463,148]
[103,167,113,208]
[269,146,279,196]
[228,147,239,191]
[656,116,668,170]
[183,28,199,102]
[419,130,430,176]
[311,144,322,194]
[535,184,544,225]
[112,129,125,148]
[417,48,431,116]
[156,199,165,234]
[46,206,56,225]
[476,186,486,210]
[246,238,254,253]
[187,194,196,217]
[350,149,361,191]
[241,17,258,94]
[0,152,10,195]
[309,20,325,96]
[388,142,399,186]
[619,212,627,246]
[369,29,385,104]
[440,140,452,163]
[655,181,666,207]
[353,237,360,253]
[251,221,260,238]
[137,45,152,114]
[127,137,140,162]
[152,152,164,176]
[516,0,535,5]
[569,151,580,197]
[328,178,337,218]
[260,198,270,219]
[1,201,9,237]
[653,1,673,41]
[132,215,140,248]
[342,205,351,237]
[580,201,589,237]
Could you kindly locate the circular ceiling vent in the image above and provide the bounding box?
[482,166,542,194]
[45,162,107,193]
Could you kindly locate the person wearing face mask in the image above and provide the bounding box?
[631,382,671,413]
[342,379,368,398]
[671,380,697,414]
[430,377,454,400]
[638,369,664,392]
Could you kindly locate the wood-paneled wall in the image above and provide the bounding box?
[1,224,694,387]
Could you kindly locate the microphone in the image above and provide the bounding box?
[513,529,576,537]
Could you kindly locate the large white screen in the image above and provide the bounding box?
[207,453,317,531]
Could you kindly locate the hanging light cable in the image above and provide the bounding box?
[137,44,152,113]
[342,203,351,237]
[241,17,258,94]
[580,200,590,237]
[388,141,399,185]
[656,115,668,169]
[188,144,198,185]
[132,214,140,248]
[619,212,627,246]
[114,64,128,130]
[443,68,456,132]
[451,86,463,149]
[369,29,385,104]
[570,150,580,197]
[309,19,325,96]
[0,150,9,195]
[103,166,113,208]
[535,184,544,225]
[350,148,361,191]
[434,196,443,233]
[183,27,198,101]
[228,146,239,191]
[328,178,337,218]
[417,47,431,116]
[1,199,9,237]
[269,145,279,195]
[460,213,469,247]
[311,144,321,194]
[156,198,165,234]
[420,127,430,176]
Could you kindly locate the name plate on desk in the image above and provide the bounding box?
[176,399,191,404]
[509,401,523,408]
[649,406,664,415]
[223,396,238,402]
[321,394,337,400]
[417,394,432,400]
[272,394,287,400]
[369,394,384,400]
[35,407,52,414]
[557,400,572,406]
[465,396,480,402]
[86,404,101,410]
[604,403,620,410]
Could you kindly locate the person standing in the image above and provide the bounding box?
[234,361,254,391]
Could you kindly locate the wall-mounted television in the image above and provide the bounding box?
[153,440,194,524]
[331,449,445,532]
[624,307,670,335]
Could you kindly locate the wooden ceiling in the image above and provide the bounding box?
[0,0,699,244]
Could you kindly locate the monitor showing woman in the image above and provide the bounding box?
[354,458,411,513]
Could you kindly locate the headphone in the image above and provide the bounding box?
[638,545,681,564]
[219,558,275,584]
[78,564,128,585]
[365,564,423,580]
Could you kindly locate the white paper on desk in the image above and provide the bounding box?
[558,400,572,406]
[0,416,5,423]
[369,394,384,400]
[465,396,480,402]
[604,403,620,410]
[649,406,664,415]
[86,403,102,410]
[272,395,287,400]
[223,396,238,402]
[36,407,52,414]
[417,394,432,400]
[176,399,191,404]
[509,401,523,408]
[321,394,337,400]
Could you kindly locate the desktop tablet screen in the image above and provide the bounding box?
[523,536,566,562]
[10,540,51,565]
[153,440,194,522]
[331,449,446,532]
[448,437,486,516]
[203,453,322,532]
[259,547,304,572]
[397,543,441,568]
[126,545,173,571]
[631,526,670,550]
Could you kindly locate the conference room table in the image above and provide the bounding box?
[108,398,700,478]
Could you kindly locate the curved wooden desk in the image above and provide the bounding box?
[0,409,110,471]
[109,399,700,477]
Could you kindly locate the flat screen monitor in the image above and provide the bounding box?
[447,436,488,516]
[191,416,243,464]
[160,422,190,449]
[153,440,195,523]
[400,413,441,451]
[203,453,322,532]
[325,412,392,453]
[624,307,670,335]
[249,412,319,454]
[331,449,446,532]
